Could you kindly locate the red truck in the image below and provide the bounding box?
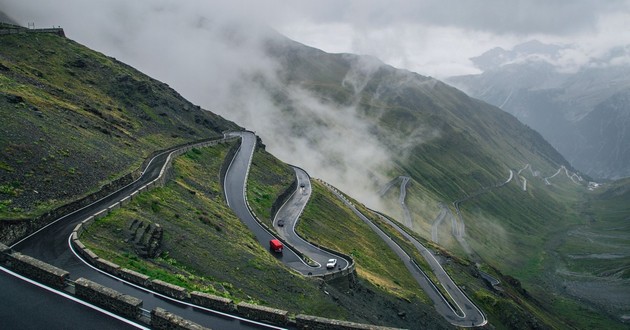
[269,239,283,253]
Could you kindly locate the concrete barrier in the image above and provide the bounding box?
[296,314,402,330]
[82,216,95,228]
[108,202,120,212]
[6,252,69,289]
[0,242,10,262]
[75,277,143,320]
[120,268,150,287]
[151,279,189,300]
[73,223,84,236]
[93,209,108,220]
[80,247,99,261]
[151,307,210,330]
[237,302,288,325]
[120,196,131,207]
[190,291,236,313]
[93,258,121,275]
[73,239,85,250]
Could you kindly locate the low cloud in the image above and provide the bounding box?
[4,0,628,208]
[4,0,399,209]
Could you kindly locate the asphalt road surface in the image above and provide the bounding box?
[273,167,349,272]
[0,266,142,330]
[324,183,487,327]
[224,131,345,276]
[10,137,285,330]
[6,130,487,328]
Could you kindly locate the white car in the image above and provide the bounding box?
[326,258,337,269]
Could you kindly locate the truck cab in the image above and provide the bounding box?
[269,239,283,253]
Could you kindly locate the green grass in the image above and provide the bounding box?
[0,32,237,221]
[246,147,295,226]
[82,143,348,317]
[297,180,430,303]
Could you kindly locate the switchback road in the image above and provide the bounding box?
[325,183,487,327]
[10,137,282,330]
[224,131,347,275]
[273,167,349,272]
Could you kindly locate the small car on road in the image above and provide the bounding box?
[326,258,337,269]
[277,219,285,227]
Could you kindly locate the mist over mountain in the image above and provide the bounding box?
[0,10,17,25]
[4,3,630,327]
[448,40,630,179]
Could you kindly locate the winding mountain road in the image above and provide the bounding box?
[10,136,285,330]
[378,176,413,229]
[272,166,349,272]
[224,131,348,275]
[430,203,449,244]
[7,129,487,328]
[324,183,487,327]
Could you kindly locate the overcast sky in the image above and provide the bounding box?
[4,0,630,78]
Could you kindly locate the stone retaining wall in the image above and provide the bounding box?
[150,279,189,300]
[0,243,9,262]
[120,268,150,287]
[237,302,289,325]
[296,314,401,330]
[0,171,137,245]
[5,252,69,289]
[75,277,143,320]
[151,307,210,330]
[93,257,121,275]
[270,177,297,220]
[191,291,236,313]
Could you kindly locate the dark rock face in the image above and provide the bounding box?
[128,219,163,258]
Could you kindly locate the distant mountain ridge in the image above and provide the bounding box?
[448,40,630,179]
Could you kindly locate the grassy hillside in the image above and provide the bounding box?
[0,31,237,220]
[244,147,453,328]
[265,38,567,201]
[82,144,347,317]
[548,178,630,327]
[83,143,451,329]
[299,180,428,302]
[261,36,629,328]
[246,146,295,226]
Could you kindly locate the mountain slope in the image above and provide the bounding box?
[264,37,570,200]
[447,40,630,179]
[243,35,629,328]
[0,31,238,222]
[2,24,626,328]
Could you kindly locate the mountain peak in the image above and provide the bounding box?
[471,40,563,71]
